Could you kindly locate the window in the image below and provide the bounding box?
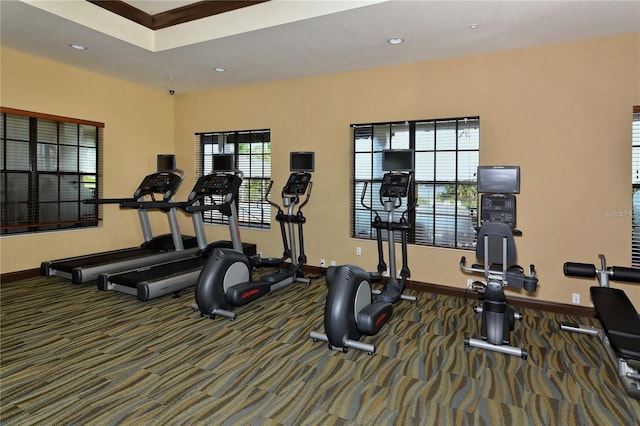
[198,129,271,229]
[1,108,103,235]
[632,107,640,266]
[352,117,479,249]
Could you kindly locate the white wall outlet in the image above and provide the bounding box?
[257,251,263,258]
[467,279,474,288]
[356,247,362,256]
[572,293,580,304]
[320,259,326,268]
[330,260,336,266]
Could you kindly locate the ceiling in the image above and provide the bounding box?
[1,0,639,94]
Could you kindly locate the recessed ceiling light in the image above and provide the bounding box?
[388,37,404,45]
[214,67,226,72]
[470,24,479,29]
[69,44,87,50]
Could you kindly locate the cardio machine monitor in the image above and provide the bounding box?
[477,166,520,194]
[290,151,315,172]
[212,154,235,172]
[382,149,413,172]
[157,154,176,172]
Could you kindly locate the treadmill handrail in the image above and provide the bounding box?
[84,197,137,205]
[120,199,189,210]
[120,194,232,213]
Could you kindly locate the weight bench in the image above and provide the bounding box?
[561,254,640,399]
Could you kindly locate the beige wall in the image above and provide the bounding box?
[2,33,639,308]
[0,47,177,273]
[174,33,640,307]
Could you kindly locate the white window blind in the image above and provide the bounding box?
[632,109,640,266]
[197,129,271,229]
[352,117,479,249]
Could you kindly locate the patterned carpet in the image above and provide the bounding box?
[1,273,639,425]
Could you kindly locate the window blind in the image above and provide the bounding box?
[197,129,271,229]
[632,108,640,266]
[352,117,479,249]
[1,109,102,235]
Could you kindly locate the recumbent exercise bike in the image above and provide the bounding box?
[459,221,538,359]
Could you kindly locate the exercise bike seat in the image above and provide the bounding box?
[590,286,640,360]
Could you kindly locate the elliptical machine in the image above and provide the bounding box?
[310,150,417,355]
[192,152,314,321]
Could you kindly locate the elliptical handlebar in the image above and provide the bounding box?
[360,181,371,209]
[360,181,383,221]
[297,181,313,213]
[264,180,283,212]
[401,196,418,222]
[360,176,416,219]
[360,181,375,213]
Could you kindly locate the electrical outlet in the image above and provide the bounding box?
[572,293,580,304]
[330,260,336,266]
[356,247,362,256]
[467,279,474,288]
[320,259,326,268]
[257,251,263,258]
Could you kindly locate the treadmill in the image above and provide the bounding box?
[96,165,256,301]
[41,167,198,284]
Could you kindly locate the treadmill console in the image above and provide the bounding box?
[135,172,183,201]
[380,172,411,198]
[480,194,517,227]
[191,173,242,198]
[283,172,312,195]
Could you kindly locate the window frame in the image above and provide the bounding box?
[0,107,103,235]
[197,129,271,230]
[352,116,479,250]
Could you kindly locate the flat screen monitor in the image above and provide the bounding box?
[290,151,315,172]
[212,154,235,172]
[477,165,520,194]
[382,149,413,171]
[157,154,176,171]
